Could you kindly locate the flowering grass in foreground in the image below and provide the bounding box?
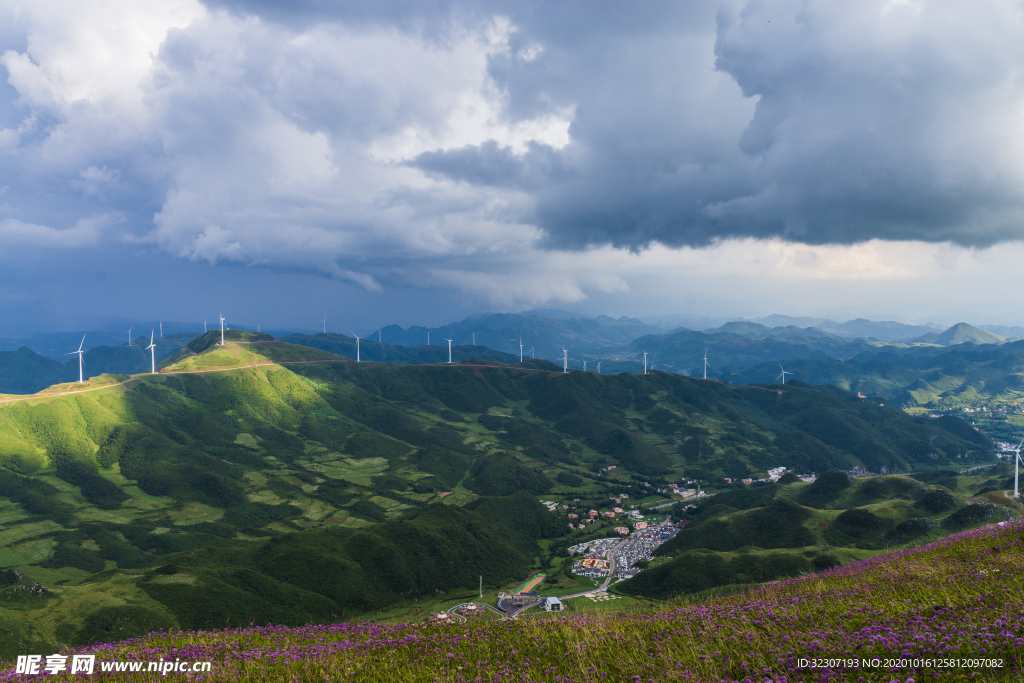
[3,521,1022,682]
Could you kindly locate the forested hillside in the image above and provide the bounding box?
[0,332,999,652]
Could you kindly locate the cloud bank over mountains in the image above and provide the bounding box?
[1,0,1024,317]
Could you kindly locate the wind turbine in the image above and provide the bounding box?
[560,346,568,373]
[257,324,261,333]
[219,313,226,346]
[127,326,134,347]
[66,335,86,384]
[472,332,476,346]
[445,337,454,363]
[597,361,601,374]
[349,331,362,362]
[204,319,207,333]
[147,330,156,374]
[378,329,382,342]
[519,337,524,363]
[643,351,648,375]
[321,316,327,334]
[159,320,163,338]
[583,361,587,372]
[426,329,431,346]
[1013,438,1024,498]
[703,349,709,380]
[530,347,535,359]
[777,363,793,385]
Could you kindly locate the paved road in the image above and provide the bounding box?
[599,538,629,591]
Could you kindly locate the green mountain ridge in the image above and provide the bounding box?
[0,335,1004,652]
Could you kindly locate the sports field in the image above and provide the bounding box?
[513,572,546,594]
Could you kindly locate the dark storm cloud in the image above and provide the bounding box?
[412,0,1024,249]
[3,0,1024,323]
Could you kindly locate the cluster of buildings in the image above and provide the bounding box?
[571,557,611,579]
[456,603,486,617]
[721,467,815,486]
[567,525,678,580]
[612,526,677,579]
[427,612,453,624]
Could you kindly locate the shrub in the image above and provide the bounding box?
[556,471,583,487]
[832,508,884,539]
[796,470,852,508]
[913,489,957,513]
[349,499,387,523]
[466,454,550,496]
[56,460,129,510]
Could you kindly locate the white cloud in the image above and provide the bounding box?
[0,213,118,247]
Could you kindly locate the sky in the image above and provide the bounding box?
[2,0,1024,334]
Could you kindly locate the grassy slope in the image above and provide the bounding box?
[0,338,1004,654]
[7,520,1021,682]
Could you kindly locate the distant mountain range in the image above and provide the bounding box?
[0,334,194,394]
[716,338,1024,411]
[3,313,1024,412]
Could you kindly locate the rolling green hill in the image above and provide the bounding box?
[914,322,1006,346]
[617,468,1015,600]
[0,336,1001,652]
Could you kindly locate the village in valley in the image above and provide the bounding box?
[422,464,809,625]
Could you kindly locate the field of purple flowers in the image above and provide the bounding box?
[4,521,1021,682]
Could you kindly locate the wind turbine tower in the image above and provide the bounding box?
[1014,438,1024,498]
[159,320,163,338]
[426,329,431,346]
[66,335,86,384]
[321,316,327,334]
[703,349,709,379]
[560,346,568,373]
[583,361,587,372]
[204,319,207,333]
[147,331,156,374]
[597,361,601,374]
[777,363,793,385]
[519,337,524,363]
[643,351,648,375]
[445,337,454,363]
[127,326,134,347]
[219,313,226,346]
[472,332,476,346]
[349,331,362,362]
[378,329,382,342]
